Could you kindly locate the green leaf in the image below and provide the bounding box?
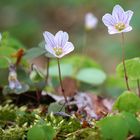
[48,102,65,113]
[116,57,140,80]
[24,42,54,60]
[14,84,29,94]
[27,125,46,140]
[0,47,16,68]
[106,75,138,89]
[61,54,101,69]
[105,76,125,98]
[23,47,46,60]
[5,38,25,50]
[3,84,29,95]
[50,54,101,73]
[97,115,128,140]
[17,67,33,85]
[0,68,9,85]
[106,75,125,89]
[76,68,106,85]
[105,76,138,98]
[27,124,55,140]
[121,112,140,137]
[29,65,45,83]
[113,91,140,113]
[0,32,25,49]
[39,41,54,58]
[49,64,73,77]
[42,125,56,140]
[30,71,44,82]
[49,55,103,85]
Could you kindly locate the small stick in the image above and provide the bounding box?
[121,33,130,91]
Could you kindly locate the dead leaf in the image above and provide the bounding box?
[56,77,77,97]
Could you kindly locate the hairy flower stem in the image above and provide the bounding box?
[121,33,130,91]
[45,57,50,85]
[57,58,68,104]
[137,79,140,97]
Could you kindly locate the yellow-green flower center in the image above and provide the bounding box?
[8,72,17,81]
[115,22,125,31]
[53,47,63,56]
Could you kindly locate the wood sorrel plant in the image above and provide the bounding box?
[43,31,74,103]
[102,5,133,91]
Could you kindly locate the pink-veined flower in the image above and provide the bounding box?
[102,5,133,34]
[85,13,98,30]
[43,31,74,58]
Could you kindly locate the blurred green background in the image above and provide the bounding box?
[0,0,139,73]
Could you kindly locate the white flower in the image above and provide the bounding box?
[85,13,98,30]
[8,71,22,90]
[102,5,133,34]
[43,31,74,58]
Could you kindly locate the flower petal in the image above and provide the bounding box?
[45,44,55,56]
[102,14,115,27]
[108,26,120,34]
[122,26,132,32]
[112,5,125,22]
[123,10,133,25]
[43,31,56,48]
[55,31,69,47]
[15,81,22,89]
[9,81,16,89]
[58,42,74,58]
[108,26,132,34]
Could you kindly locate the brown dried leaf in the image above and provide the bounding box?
[88,93,113,119]
[56,77,78,97]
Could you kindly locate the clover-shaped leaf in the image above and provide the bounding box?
[113,91,140,113]
[27,125,55,140]
[97,115,128,140]
[116,57,140,80]
[76,68,106,85]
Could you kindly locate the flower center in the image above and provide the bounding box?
[53,47,63,56]
[115,23,125,31]
[8,72,17,81]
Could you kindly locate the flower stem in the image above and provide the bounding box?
[45,57,50,85]
[36,88,40,103]
[121,33,130,91]
[83,30,90,55]
[57,58,68,103]
[137,79,140,96]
